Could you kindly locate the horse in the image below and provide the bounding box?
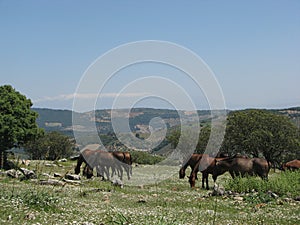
[188,154,229,189]
[75,149,119,180]
[214,157,270,180]
[112,151,133,180]
[179,153,203,179]
[75,149,132,180]
[281,159,300,171]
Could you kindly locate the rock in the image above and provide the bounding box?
[58,158,67,162]
[294,196,300,201]
[233,196,244,201]
[111,179,124,188]
[40,179,65,186]
[54,173,62,177]
[24,212,35,220]
[41,173,54,179]
[211,183,225,196]
[267,190,278,198]
[62,178,81,185]
[226,190,233,195]
[283,197,293,203]
[19,168,37,179]
[6,169,22,178]
[65,174,81,180]
[45,163,56,167]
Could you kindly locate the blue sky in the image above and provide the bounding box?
[1,0,299,111]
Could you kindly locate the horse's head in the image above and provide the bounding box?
[83,165,93,179]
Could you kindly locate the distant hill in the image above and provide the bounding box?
[33,107,300,137]
[32,107,300,152]
[33,108,214,136]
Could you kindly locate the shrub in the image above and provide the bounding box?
[224,171,300,198]
[131,151,165,165]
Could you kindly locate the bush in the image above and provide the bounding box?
[131,151,165,165]
[224,171,300,198]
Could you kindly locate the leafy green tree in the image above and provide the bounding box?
[167,124,213,154]
[222,109,300,165]
[25,131,75,160]
[195,125,211,153]
[0,85,42,169]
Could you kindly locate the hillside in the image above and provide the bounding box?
[33,108,214,135]
[33,107,300,134]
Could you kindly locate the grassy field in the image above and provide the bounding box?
[0,160,299,225]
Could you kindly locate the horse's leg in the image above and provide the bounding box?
[205,173,209,190]
[188,170,196,188]
[201,172,205,189]
[116,163,123,180]
[201,172,209,189]
[124,164,130,180]
[75,155,84,174]
[105,165,110,180]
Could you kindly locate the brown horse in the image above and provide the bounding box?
[188,154,229,189]
[179,153,203,179]
[112,151,133,180]
[282,159,300,171]
[214,157,270,180]
[75,149,132,180]
[75,149,119,180]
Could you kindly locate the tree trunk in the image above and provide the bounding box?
[0,150,3,169]
[0,150,8,169]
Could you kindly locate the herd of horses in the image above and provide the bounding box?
[180,153,269,189]
[74,149,300,189]
[180,154,300,189]
[74,149,133,181]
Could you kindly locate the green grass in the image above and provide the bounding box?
[0,160,299,224]
[225,170,300,198]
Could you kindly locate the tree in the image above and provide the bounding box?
[25,131,75,160]
[167,124,212,154]
[222,109,300,165]
[0,85,42,169]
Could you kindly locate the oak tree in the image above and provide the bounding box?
[0,85,42,168]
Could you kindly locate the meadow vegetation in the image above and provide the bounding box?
[0,160,299,225]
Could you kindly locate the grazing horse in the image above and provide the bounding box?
[112,151,133,180]
[282,159,300,171]
[179,154,203,179]
[188,154,229,189]
[75,149,132,180]
[214,157,270,180]
[75,149,119,180]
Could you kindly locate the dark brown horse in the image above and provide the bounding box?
[214,157,270,180]
[179,153,203,179]
[188,154,229,189]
